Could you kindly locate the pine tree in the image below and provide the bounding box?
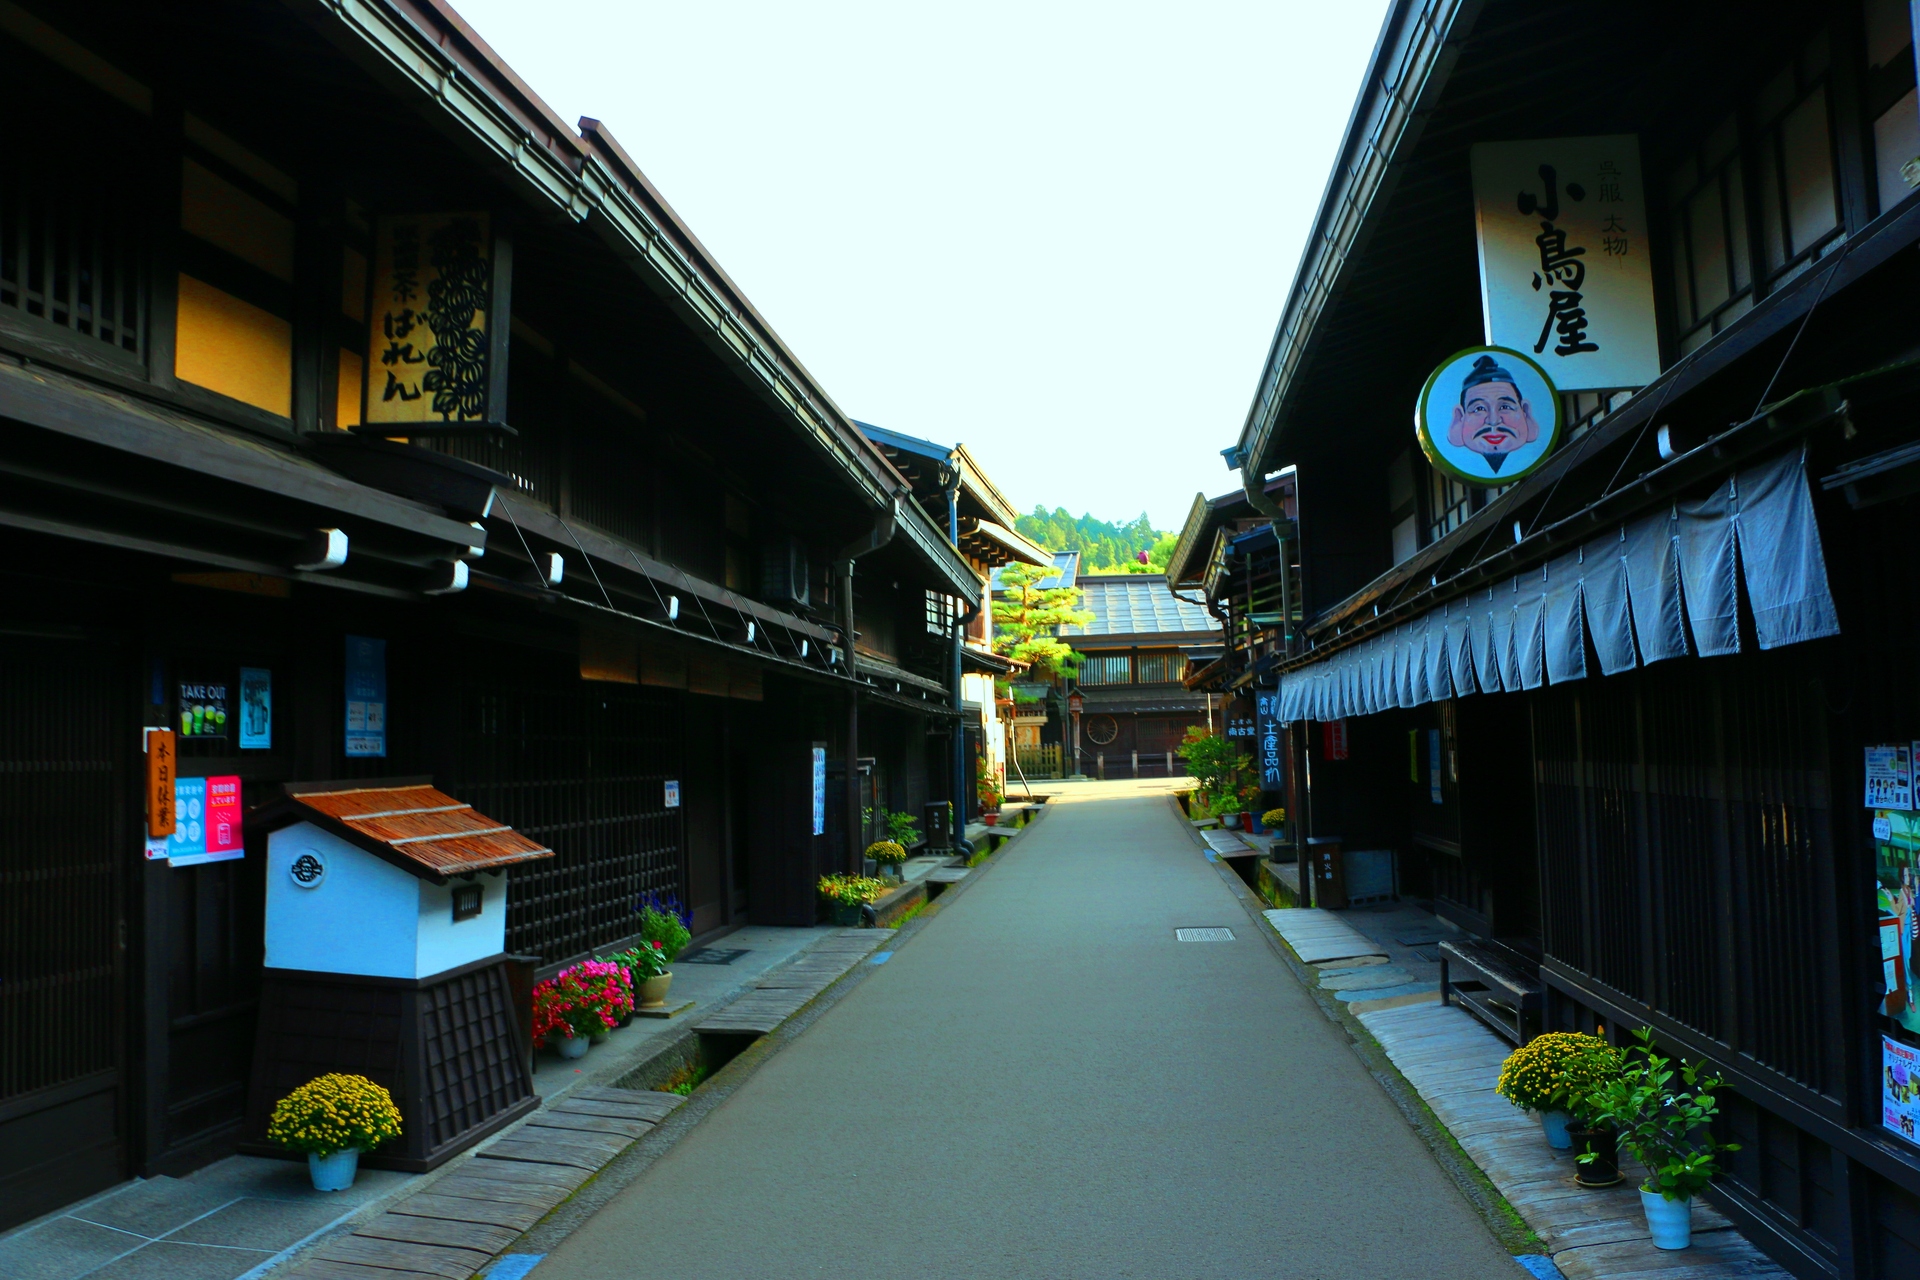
[992,561,1095,681]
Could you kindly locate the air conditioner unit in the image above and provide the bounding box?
[761,536,810,608]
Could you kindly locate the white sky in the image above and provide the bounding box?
[450,1,1392,531]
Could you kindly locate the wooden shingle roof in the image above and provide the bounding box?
[262,778,553,882]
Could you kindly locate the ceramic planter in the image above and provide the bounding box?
[556,1033,590,1060]
[589,1026,610,1044]
[309,1147,361,1192]
[982,812,999,827]
[1540,1109,1574,1149]
[1570,1127,1621,1187]
[637,972,673,1009]
[1639,1188,1693,1250]
[1221,813,1242,830]
[832,903,864,927]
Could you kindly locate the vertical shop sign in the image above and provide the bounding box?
[144,727,176,843]
[1867,744,1914,808]
[1886,1037,1920,1147]
[1323,719,1349,761]
[239,667,272,750]
[1470,135,1659,389]
[178,678,229,739]
[663,780,680,809]
[1255,691,1284,789]
[366,213,494,426]
[146,775,244,866]
[811,745,827,836]
[1429,728,1444,805]
[345,636,387,758]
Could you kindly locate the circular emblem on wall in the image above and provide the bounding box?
[1414,345,1561,485]
[1084,714,1119,746]
[288,848,328,889]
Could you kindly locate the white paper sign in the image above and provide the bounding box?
[663,780,680,809]
[1472,135,1660,391]
[1885,1036,1920,1147]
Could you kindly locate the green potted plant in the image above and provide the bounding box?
[267,1072,403,1191]
[1582,1028,1739,1250]
[817,873,888,926]
[616,941,673,1009]
[866,839,909,880]
[624,892,691,1008]
[978,772,1004,824]
[1495,1031,1616,1150]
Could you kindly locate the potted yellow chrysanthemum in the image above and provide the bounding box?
[267,1072,403,1191]
[1495,1032,1618,1155]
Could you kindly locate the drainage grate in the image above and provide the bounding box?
[1175,927,1235,942]
[677,948,750,966]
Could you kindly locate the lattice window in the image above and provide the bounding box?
[1079,654,1131,685]
[1135,653,1186,684]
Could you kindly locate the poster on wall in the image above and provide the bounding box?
[1879,808,1920,1034]
[177,678,229,739]
[239,667,272,750]
[1886,1036,1920,1147]
[1867,744,1914,809]
[345,636,387,758]
[1470,135,1660,390]
[144,775,244,866]
[365,213,494,427]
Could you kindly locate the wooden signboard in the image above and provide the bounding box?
[365,213,508,427]
[145,727,176,838]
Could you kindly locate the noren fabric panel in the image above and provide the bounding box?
[1445,602,1478,696]
[1734,446,1841,649]
[1677,477,1741,657]
[1582,529,1640,676]
[1542,549,1589,685]
[1515,570,1549,690]
[1425,611,1454,701]
[1623,506,1690,665]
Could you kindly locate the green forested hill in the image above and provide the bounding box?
[1013,507,1175,573]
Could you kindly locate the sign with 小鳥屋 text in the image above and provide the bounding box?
[1472,136,1659,391]
[366,213,493,425]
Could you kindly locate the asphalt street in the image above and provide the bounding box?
[535,782,1519,1279]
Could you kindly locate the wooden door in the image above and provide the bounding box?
[0,636,128,1230]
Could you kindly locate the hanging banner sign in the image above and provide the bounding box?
[345,636,388,758]
[811,745,827,836]
[144,727,176,839]
[145,775,244,866]
[1471,135,1660,390]
[239,667,272,750]
[1255,691,1284,789]
[1886,1036,1920,1147]
[366,213,494,426]
[1868,744,1915,809]
[1416,346,1563,486]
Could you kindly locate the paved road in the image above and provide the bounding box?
[538,784,1517,1279]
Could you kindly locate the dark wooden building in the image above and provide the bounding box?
[1195,1,1920,1274]
[1059,574,1220,778]
[0,0,978,1230]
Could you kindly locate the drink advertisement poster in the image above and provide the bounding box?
[145,776,244,866]
[345,636,387,758]
[178,679,229,739]
[239,667,272,750]
[1885,1036,1920,1148]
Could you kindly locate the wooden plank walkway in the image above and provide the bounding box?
[279,931,887,1280]
[696,928,888,1035]
[1355,1002,1792,1280]
[1261,907,1389,964]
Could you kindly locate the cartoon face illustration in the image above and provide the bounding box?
[1448,354,1541,471]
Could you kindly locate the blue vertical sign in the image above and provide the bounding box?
[1255,691,1284,789]
[811,746,826,836]
[1428,728,1444,805]
[345,636,387,758]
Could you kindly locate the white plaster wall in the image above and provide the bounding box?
[266,823,417,978]
[414,872,506,978]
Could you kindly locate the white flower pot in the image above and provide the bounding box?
[556,1034,590,1060]
[309,1148,361,1192]
[1639,1189,1693,1250]
[1539,1109,1573,1149]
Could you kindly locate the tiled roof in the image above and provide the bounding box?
[270,780,553,881]
[1063,574,1218,637]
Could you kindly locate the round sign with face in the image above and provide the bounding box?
[1415,345,1562,485]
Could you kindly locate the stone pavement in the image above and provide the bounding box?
[0,921,850,1280]
[533,779,1526,1279]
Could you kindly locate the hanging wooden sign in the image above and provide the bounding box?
[365,213,510,428]
[145,726,176,839]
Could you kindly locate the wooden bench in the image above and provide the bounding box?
[1438,939,1544,1046]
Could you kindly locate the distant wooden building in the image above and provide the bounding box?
[1057,574,1221,779]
